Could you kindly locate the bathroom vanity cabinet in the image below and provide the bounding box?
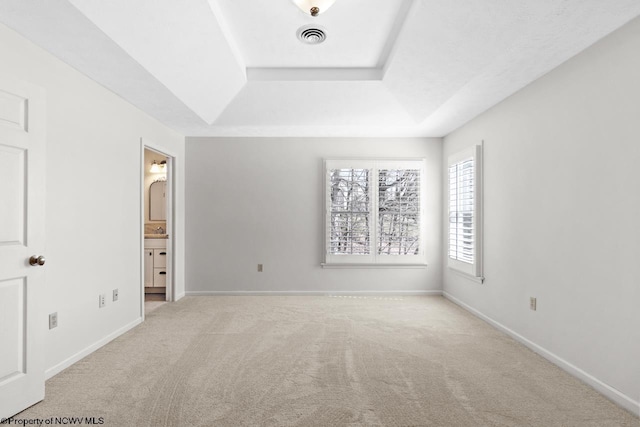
[144,238,168,289]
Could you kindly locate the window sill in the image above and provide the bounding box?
[448,267,484,283]
[321,263,428,269]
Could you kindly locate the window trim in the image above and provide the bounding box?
[447,145,484,282]
[323,158,428,267]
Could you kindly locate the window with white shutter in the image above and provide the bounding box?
[328,167,371,256]
[324,159,427,266]
[448,146,483,280]
[378,169,421,256]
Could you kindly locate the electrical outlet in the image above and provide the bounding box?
[113,289,119,302]
[530,297,537,311]
[257,264,263,272]
[99,294,106,308]
[49,312,58,329]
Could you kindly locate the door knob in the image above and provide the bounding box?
[29,255,46,266]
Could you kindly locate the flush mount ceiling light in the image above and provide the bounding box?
[292,0,337,16]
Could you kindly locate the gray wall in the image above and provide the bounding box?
[186,137,442,294]
[443,17,640,412]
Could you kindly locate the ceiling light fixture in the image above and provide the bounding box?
[150,160,167,173]
[292,0,337,16]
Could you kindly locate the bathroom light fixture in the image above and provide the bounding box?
[150,160,167,173]
[150,160,161,173]
[292,0,337,16]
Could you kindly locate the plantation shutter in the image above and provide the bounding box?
[447,145,483,280]
[448,158,474,263]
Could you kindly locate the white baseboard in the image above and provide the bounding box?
[45,317,142,380]
[443,292,640,416]
[186,290,443,296]
[175,291,185,300]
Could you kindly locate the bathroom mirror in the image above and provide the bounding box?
[149,181,166,221]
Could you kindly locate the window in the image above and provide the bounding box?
[324,159,427,266]
[448,145,483,280]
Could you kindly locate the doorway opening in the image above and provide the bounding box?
[141,143,175,317]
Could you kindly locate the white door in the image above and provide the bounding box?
[0,77,46,418]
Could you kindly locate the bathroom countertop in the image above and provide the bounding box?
[144,234,168,239]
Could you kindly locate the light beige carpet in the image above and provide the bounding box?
[17,296,639,426]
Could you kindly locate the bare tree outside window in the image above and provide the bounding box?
[329,168,370,255]
[378,169,420,255]
[325,160,425,265]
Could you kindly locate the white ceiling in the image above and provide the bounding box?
[1,0,639,137]
[216,0,411,68]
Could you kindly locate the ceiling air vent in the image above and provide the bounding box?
[297,25,326,45]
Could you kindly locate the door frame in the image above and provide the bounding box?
[140,139,176,320]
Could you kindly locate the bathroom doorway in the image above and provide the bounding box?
[141,142,175,317]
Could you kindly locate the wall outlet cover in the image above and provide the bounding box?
[49,312,58,329]
[530,297,537,311]
[99,294,106,308]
